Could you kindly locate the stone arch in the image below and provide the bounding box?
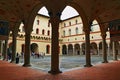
[30,43,39,53]
[21,44,25,53]
[62,45,67,55]
[68,44,73,55]
[99,42,108,55]
[74,44,80,55]
[67,2,90,29]
[46,45,50,54]
[81,43,85,55]
[90,42,98,55]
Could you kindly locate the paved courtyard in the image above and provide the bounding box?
[18,55,120,72]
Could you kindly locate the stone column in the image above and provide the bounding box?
[97,44,100,56]
[22,21,32,67]
[48,12,62,74]
[107,43,110,56]
[112,41,118,60]
[23,32,31,67]
[66,45,68,55]
[84,27,92,67]
[10,29,18,63]
[80,44,82,55]
[101,33,108,63]
[73,46,75,55]
[3,40,8,60]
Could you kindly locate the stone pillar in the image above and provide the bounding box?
[48,12,62,74]
[97,44,100,56]
[66,45,68,55]
[80,44,82,55]
[84,27,92,67]
[101,33,108,63]
[22,21,32,67]
[10,29,18,63]
[112,41,118,60]
[107,43,110,56]
[73,46,75,55]
[23,31,31,67]
[3,40,8,60]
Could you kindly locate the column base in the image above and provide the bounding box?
[84,64,92,67]
[113,59,118,61]
[102,61,108,63]
[10,61,16,63]
[3,59,8,61]
[23,64,31,67]
[48,70,62,74]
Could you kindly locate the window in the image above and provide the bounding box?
[46,45,50,54]
[63,30,65,36]
[37,20,39,25]
[47,30,50,36]
[69,22,71,26]
[76,20,78,24]
[76,27,78,34]
[36,28,39,34]
[42,29,45,35]
[69,29,71,35]
[64,23,66,27]
[48,20,50,27]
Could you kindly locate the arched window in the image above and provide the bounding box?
[63,30,65,36]
[46,45,50,54]
[47,30,50,36]
[69,22,71,26]
[76,27,78,34]
[76,20,78,24]
[42,29,45,35]
[69,29,71,35]
[21,44,25,53]
[37,20,39,25]
[36,28,39,34]
[64,23,66,27]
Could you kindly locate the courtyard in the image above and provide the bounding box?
[18,55,119,72]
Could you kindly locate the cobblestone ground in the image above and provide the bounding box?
[19,55,120,72]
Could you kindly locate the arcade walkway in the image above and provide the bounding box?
[0,60,120,80]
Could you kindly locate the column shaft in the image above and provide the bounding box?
[23,33,31,67]
[48,15,61,74]
[84,30,92,67]
[3,40,8,60]
[112,41,118,60]
[102,35,108,63]
[11,32,17,63]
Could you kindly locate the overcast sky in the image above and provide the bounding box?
[38,6,79,20]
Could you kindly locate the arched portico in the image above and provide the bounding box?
[68,44,73,55]
[90,42,98,55]
[62,45,67,55]
[74,44,80,55]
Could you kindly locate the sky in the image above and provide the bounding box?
[38,6,79,20]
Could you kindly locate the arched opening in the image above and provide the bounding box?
[46,45,50,54]
[90,42,98,55]
[81,43,85,55]
[68,44,73,55]
[74,44,80,55]
[62,45,67,55]
[21,44,25,54]
[47,30,50,36]
[30,43,39,53]
[36,28,39,34]
[42,29,45,35]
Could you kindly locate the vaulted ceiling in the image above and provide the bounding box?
[0,0,119,29]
